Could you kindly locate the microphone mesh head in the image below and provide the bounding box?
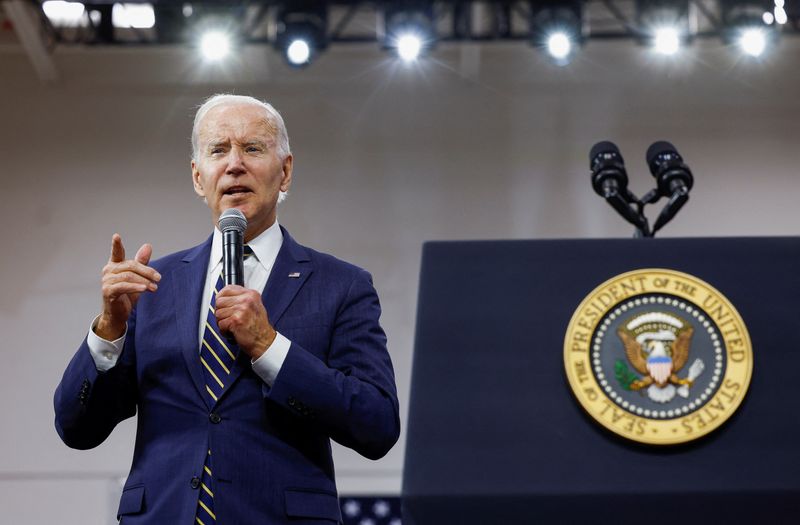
[646,141,678,167]
[218,208,247,233]
[589,141,620,162]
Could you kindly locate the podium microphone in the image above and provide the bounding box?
[218,208,247,286]
[589,141,649,236]
[646,141,693,234]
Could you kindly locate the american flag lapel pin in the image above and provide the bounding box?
[288,272,301,278]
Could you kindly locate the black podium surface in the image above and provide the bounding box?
[402,237,800,524]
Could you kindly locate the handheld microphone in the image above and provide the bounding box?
[218,208,247,287]
[646,141,693,233]
[590,141,649,235]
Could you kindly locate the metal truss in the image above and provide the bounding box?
[11,0,800,48]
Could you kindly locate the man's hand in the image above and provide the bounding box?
[215,286,276,360]
[96,234,160,340]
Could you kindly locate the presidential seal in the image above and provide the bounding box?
[563,269,752,445]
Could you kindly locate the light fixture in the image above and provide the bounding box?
[276,2,328,67]
[187,5,245,62]
[530,0,583,65]
[42,1,85,27]
[384,2,435,61]
[721,0,777,58]
[636,0,690,55]
[200,30,231,61]
[111,3,155,29]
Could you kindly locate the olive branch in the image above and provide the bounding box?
[615,359,639,391]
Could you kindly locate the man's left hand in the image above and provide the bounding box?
[215,286,276,360]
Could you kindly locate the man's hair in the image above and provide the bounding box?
[191,94,291,162]
[191,94,291,203]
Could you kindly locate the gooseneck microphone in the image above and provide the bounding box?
[218,208,248,287]
[589,141,649,236]
[646,141,694,234]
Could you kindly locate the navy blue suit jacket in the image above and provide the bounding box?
[54,228,400,524]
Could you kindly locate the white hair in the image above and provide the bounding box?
[191,94,291,203]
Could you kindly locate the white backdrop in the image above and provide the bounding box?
[1,37,799,524]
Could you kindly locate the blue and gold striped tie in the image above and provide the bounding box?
[195,245,254,525]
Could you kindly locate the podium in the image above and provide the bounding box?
[402,237,800,523]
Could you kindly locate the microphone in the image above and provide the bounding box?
[589,141,648,235]
[218,208,247,287]
[646,141,693,234]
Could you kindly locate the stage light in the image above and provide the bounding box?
[200,31,231,61]
[774,6,788,24]
[636,1,689,55]
[286,39,311,65]
[396,33,423,61]
[653,27,681,55]
[721,1,777,57]
[276,3,328,67]
[42,1,85,27]
[112,3,155,29]
[384,2,435,61]
[546,32,572,60]
[763,11,775,24]
[739,27,767,56]
[530,1,583,64]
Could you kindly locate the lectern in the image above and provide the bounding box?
[403,237,800,523]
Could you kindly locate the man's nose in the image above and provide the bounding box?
[226,148,246,174]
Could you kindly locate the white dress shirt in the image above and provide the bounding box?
[87,221,291,386]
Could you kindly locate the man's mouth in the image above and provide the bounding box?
[224,186,252,196]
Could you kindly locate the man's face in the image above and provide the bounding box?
[192,103,292,240]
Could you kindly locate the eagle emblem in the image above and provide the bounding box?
[617,312,705,403]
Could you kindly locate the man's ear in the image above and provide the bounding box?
[280,154,293,192]
[191,160,205,197]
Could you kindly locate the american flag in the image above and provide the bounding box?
[339,496,402,525]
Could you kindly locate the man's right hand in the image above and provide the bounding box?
[95,234,160,340]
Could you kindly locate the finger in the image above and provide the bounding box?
[109,234,126,263]
[104,282,149,299]
[110,260,161,282]
[135,243,153,266]
[104,271,158,290]
[216,285,246,299]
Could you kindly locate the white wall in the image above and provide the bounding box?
[1,37,799,524]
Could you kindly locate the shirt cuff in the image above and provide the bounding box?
[251,332,290,386]
[86,314,127,372]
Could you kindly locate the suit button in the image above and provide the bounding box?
[190,477,200,489]
[209,413,221,424]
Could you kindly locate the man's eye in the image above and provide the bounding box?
[211,148,224,154]
[246,146,261,153]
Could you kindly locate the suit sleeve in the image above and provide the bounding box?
[54,308,139,450]
[261,269,400,460]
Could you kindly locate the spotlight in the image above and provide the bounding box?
[653,27,681,55]
[200,31,231,61]
[636,1,689,55]
[42,1,85,27]
[530,1,583,64]
[276,2,328,67]
[721,0,777,57]
[384,2,435,61]
[739,27,767,56]
[286,39,312,65]
[396,33,423,62]
[546,32,572,60]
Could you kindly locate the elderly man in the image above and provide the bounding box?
[54,94,400,524]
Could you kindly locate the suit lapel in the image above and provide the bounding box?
[263,226,313,325]
[174,236,214,410]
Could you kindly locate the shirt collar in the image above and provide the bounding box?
[210,220,284,274]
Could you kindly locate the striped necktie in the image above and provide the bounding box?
[196,245,254,525]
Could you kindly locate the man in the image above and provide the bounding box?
[54,94,400,524]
